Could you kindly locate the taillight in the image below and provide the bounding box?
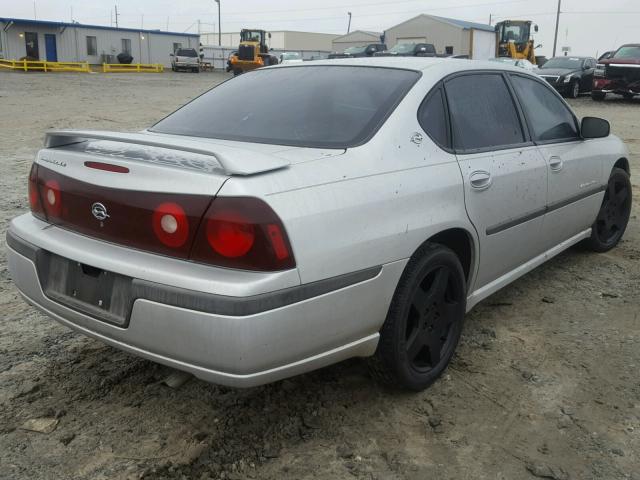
[152,202,190,248]
[28,163,45,219]
[191,197,295,271]
[43,179,62,217]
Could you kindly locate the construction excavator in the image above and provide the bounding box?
[495,20,542,65]
[228,29,279,76]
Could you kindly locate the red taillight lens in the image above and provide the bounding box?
[152,202,190,248]
[28,163,45,218]
[206,212,256,258]
[43,179,62,217]
[191,197,295,271]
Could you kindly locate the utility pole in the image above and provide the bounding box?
[552,0,561,57]
[489,14,492,26]
[114,5,120,28]
[33,1,37,20]
[347,12,352,34]
[215,0,221,46]
[197,19,201,35]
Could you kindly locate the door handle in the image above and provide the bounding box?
[549,156,564,172]
[469,170,492,190]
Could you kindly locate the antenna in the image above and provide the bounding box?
[114,5,120,28]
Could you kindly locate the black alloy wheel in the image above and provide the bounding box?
[586,167,632,252]
[368,244,466,391]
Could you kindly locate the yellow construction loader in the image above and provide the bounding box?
[229,29,279,76]
[495,20,541,64]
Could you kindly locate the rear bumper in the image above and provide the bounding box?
[6,215,404,387]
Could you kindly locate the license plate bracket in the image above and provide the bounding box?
[37,251,133,327]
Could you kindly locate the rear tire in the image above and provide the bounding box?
[367,243,466,391]
[584,167,632,252]
[568,81,580,99]
[623,93,635,100]
[592,91,606,101]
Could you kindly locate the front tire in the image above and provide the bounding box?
[368,243,466,391]
[592,91,606,101]
[584,167,632,252]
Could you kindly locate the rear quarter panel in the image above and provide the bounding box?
[219,74,478,285]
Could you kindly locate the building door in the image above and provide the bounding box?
[25,32,39,59]
[44,34,58,62]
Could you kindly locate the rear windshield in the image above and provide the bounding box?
[150,66,420,149]
[176,49,197,57]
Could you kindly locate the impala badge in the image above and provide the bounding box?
[91,202,110,221]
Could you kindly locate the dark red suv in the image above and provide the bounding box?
[592,44,640,100]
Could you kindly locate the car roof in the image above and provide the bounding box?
[272,56,538,77]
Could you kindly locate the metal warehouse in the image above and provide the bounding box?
[0,18,199,67]
[332,30,383,53]
[384,14,496,58]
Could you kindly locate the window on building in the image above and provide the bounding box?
[445,74,525,151]
[86,36,97,56]
[121,38,131,54]
[173,42,182,53]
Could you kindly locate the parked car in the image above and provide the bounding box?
[7,58,631,391]
[537,56,597,98]
[278,52,303,65]
[170,48,200,73]
[598,51,614,61]
[328,44,387,58]
[489,57,537,71]
[592,44,640,101]
[375,43,436,57]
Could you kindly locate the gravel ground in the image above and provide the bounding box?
[0,70,638,480]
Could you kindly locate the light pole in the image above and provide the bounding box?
[347,12,352,34]
[552,0,561,57]
[214,0,221,46]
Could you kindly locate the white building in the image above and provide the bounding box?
[200,30,338,52]
[332,31,383,53]
[0,17,199,66]
[384,14,496,59]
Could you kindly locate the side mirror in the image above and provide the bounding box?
[534,24,539,33]
[169,53,174,56]
[581,117,610,139]
[535,44,543,49]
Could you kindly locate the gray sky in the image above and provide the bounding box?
[1,0,638,57]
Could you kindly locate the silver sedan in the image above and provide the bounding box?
[7,58,632,390]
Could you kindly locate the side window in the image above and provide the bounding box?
[418,87,449,148]
[510,75,579,142]
[445,74,525,151]
[86,36,97,56]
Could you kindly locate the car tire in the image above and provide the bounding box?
[584,167,632,253]
[623,93,635,100]
[367,243,466,391]
[569,81,580,99]
[233,68,242,76]
[592,91,606,101]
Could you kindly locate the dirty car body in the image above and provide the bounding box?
[7,58,631,389]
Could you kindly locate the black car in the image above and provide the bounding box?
[328,44,387,59]
[537,56,597,98]
[374,43,437,57]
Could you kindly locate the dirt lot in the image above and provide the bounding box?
[0,70,638,480]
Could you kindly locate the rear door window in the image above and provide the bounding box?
[418,87,449,149]
[444,74,525,152]
[509,75,579,142]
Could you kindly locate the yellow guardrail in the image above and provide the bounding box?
[102,63,164,73]
[0,59,91,72]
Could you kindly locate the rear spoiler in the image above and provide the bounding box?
[44,130,290,176]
